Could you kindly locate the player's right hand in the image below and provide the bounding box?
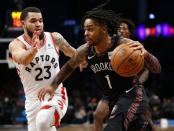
[128,41,147,56]
[38,86,55,101]
[32,31,40,49]
[79,61,88,72]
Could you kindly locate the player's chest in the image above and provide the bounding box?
[88,52,113,74]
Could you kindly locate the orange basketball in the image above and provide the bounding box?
[111,43,144,77]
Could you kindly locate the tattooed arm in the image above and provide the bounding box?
[52,32,76,57]
[38,43,90,101]
[138,68,149,84]
[144,52,161,73]
[52,43,90,86]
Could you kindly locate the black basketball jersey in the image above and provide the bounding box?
[87,40,134,103]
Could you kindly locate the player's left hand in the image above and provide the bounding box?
[128,41,148,56]
[38,87,54,101]
[79,61,88,72]
[32,31,41,49]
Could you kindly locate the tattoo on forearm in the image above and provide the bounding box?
[62,43,71,52]
[57,38,62,46]
[145,53,161,73]
[51,62,75,89]
[51,44,90,89]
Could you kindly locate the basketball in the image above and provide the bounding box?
[111,43,144,77]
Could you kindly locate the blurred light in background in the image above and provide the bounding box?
[156,24,162,37]
[64,19,76,26]
[149,13,155,20]
[11,11,22,27]
[136,25,146,40]
[162,23,170,37]
[136,23,174,40]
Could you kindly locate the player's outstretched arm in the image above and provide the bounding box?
[52,32,76,57]
[52,43,90,87]
[38,43,90,101]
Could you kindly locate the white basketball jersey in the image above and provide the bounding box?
[16,32,63,100]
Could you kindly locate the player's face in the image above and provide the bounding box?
[83,18,105,45]
[118,22,131,38]
[22,12,44,39]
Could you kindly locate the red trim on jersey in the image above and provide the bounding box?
[23,34,32,45]
[41,34,46,48]
[54,109,60,127]
[16,68,20,76]
[40,105,52,110]
[58,100,64,110]
[40,105,60,127]
[60,87,66,101]
[23,33,46,48]
[50,33,59,54]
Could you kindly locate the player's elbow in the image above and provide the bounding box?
[16,57,30,66]
[21,58,31,65]
[150,65,161,74]
[154,66,161,74]
[12,53,29,65]
[21,61,29,66]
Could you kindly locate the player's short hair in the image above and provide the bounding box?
[81,3,120,35]
[82,9,119,34]
[20,7,41,20]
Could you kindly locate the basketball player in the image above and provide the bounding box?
[8,7,77,131]
[92,18,137,131]
[93,17,155,131]
[38,8,161,131]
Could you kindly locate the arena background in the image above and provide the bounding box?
[0,0,174,130]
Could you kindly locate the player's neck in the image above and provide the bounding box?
[23,32,44,46]
[23,33,31,42]
[95,36,111,55]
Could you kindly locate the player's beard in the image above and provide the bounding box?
[26,28,44,40]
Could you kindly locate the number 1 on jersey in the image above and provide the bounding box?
[105,75,112,89]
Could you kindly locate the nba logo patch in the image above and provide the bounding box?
[108,51,112,60]
[46,43,53,49]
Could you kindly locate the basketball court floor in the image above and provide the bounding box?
[0,124,174,131]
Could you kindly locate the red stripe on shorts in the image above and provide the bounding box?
[61,87,66,101]
[54,109,60,127]
[124,87,143,130]
[40,105,52,110]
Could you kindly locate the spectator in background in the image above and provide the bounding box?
[118,17,135,39]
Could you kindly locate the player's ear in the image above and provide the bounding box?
[21,20,25,26]
[101,25,107,33]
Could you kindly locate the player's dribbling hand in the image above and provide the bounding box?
[128,41,148,56]
[38,87,54,101]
